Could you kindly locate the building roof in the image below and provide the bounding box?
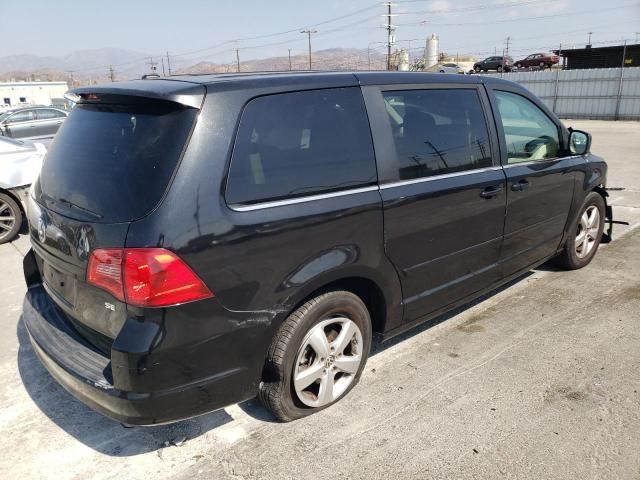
[553,43,640,56]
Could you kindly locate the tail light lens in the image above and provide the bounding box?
[87,248,213,307]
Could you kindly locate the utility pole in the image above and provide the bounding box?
[288,49,292,70]
[145,57,158,74]
[300,29,317,70]
[166,51,172,75]
[504,36,511,56]
[235,48,241,73]
[587,31,593,46]
[66,70,75,87]
[383,2,396,71]
[108,65,115,82]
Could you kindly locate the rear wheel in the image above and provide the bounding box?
[0,193,22,245]
[259,291,372,422]
[555,192,605,269]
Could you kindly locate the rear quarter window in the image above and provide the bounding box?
[225,87,377,206]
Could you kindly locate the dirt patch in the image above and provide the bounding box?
[457,324,486,334]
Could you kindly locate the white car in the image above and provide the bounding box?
[435,63,466,74]
[0,136,46,244]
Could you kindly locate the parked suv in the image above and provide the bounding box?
[0,106,68,139]
[473,56,514,73]
[23,72,611,425]
[514,52,560,70]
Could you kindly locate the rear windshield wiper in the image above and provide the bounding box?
[57,198,103,219]
[40,193,103,220]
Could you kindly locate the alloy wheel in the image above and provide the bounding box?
[0,199,16,241]
[575,205,600,259]
[293,316,364,408]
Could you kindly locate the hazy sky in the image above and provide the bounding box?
[1,0,638,66]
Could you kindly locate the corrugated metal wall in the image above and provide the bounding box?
[486,67,640,120]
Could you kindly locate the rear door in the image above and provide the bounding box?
[486,85,577,275]
[362,83,506,322]
[34,108,66,137]
[28,91,202,339]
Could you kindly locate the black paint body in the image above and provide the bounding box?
[22,72,608,425]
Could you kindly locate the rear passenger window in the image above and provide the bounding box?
[494,91,559,163]
[226,88,377,205]
[382,89,492,180]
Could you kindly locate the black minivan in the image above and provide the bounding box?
[23,72,611,424]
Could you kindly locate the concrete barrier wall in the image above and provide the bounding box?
[486,67,640,120]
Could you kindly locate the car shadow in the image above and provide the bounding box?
[17,269,542,451]
[371,271,535,355]
[16,317,233,457]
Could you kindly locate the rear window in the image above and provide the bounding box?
[36,101,197,223]
[225,87,377,206]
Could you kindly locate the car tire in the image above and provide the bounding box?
[555,192,605,270]
[474,66,481,73]
[439,70,445,73]
[0,193,22,245]
[497,65,503,72]
[539,61,546,70]
[515,63,522,69]
[259,290,372,422]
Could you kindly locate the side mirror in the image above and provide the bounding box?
[569,129,591,155]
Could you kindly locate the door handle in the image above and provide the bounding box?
[511,179,530,192]
[480,185,503,198]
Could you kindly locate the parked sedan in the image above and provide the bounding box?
[514,53,559,70]
[0,106,68,140]
[434,62,466,74]
[473,56,514,73]
[0,136,46,243]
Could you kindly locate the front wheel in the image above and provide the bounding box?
[555,192,605,270]
[474,66,481,73]
[497,65,503,72]
[259,291,372,422]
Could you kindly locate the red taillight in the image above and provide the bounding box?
[87,248,124,301]
[87,248,213,307]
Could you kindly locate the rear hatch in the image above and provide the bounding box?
[28,81,204,344]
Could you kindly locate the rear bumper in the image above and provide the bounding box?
[23,283,263,425]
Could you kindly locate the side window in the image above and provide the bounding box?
[7,110,34,123]
[36,109,64,120]
[382,89,493,180]
[494,91,560,163]
[226,87,377,205]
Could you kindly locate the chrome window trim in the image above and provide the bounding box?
[379,166,504,190]
[228,185,380,212]
[502,160,552,169]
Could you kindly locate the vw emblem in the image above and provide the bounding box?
[76,226,91,260]
[37,216,47,243]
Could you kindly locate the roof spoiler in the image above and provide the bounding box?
[69,79,206,109]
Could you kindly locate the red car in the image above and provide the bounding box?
[514,53,559,70]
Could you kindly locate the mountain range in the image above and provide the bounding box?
[0,47,389,84]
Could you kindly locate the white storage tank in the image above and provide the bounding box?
[398,49,410,71]
[426,34,439,68]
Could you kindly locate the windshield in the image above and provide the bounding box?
[35,101,197,223]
